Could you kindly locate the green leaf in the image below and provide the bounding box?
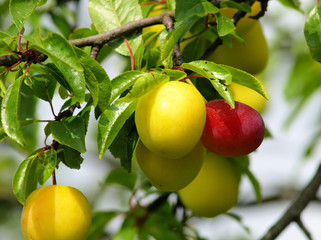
[182,60,232,83]
[22,73,57,102]
[181,37,208,63]
[244,168,261,203]
[142,203,185,240]
[110,71,146,104]
[98,100,137,159]
[88,0,143,56]
[51,115,86,153]
[78,101,92,135]
[160,69,187,81]
[0,118,38,144]
[111,228,137,240]
[1,76,24,146]
[105,168,137,190]
[121,72,169,102]
[12,153,38,204]
[161,25,186,68]
[181,61,234,107]
[86,211,118,240]
[31,33,86,102]
[37,149,57,185]
[220,2,252,12]
[216,12,236,37]
[304,6,321,62]
[225,212,251,234]
[175,0,219,22]
[0,39,12,56]
[74,47,111,113]
[278,0,302,12]
[57,145,83,169]
[134,41,145,70]
[9,0,42,30]
[109,114,139,172]
[43,63,71,92]
[219,64,268,99]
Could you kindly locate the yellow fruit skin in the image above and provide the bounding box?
[208,20,268,75]
[230,82,267,113]
[136,140,205,192]
[178,152,240,218]
[21,185,91,240]
[135,81,206,159]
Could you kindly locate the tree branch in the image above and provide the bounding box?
[162,12,184,66]
[0,11,175,67]
[260,162,321,240]
[69,11,174,47]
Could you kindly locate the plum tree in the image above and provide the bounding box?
[178,151,240,217]
[0,0,317,239]
[135,81,206,159]
[201,99,265,157]
[21,185,91,240]
[135,140,205,192]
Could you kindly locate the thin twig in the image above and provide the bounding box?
[52,170,57,185]
[295,217,313,240]
[90,44,102,59]
[260,163,321,240]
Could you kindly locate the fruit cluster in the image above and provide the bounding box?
[134,80,265,217]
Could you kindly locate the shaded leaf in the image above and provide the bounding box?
[109,114,139,172]
[181,37,208,63]
[74,47,111,113]
[51,115,86,153]
[57,145,83,169]
[98,100,137,159]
